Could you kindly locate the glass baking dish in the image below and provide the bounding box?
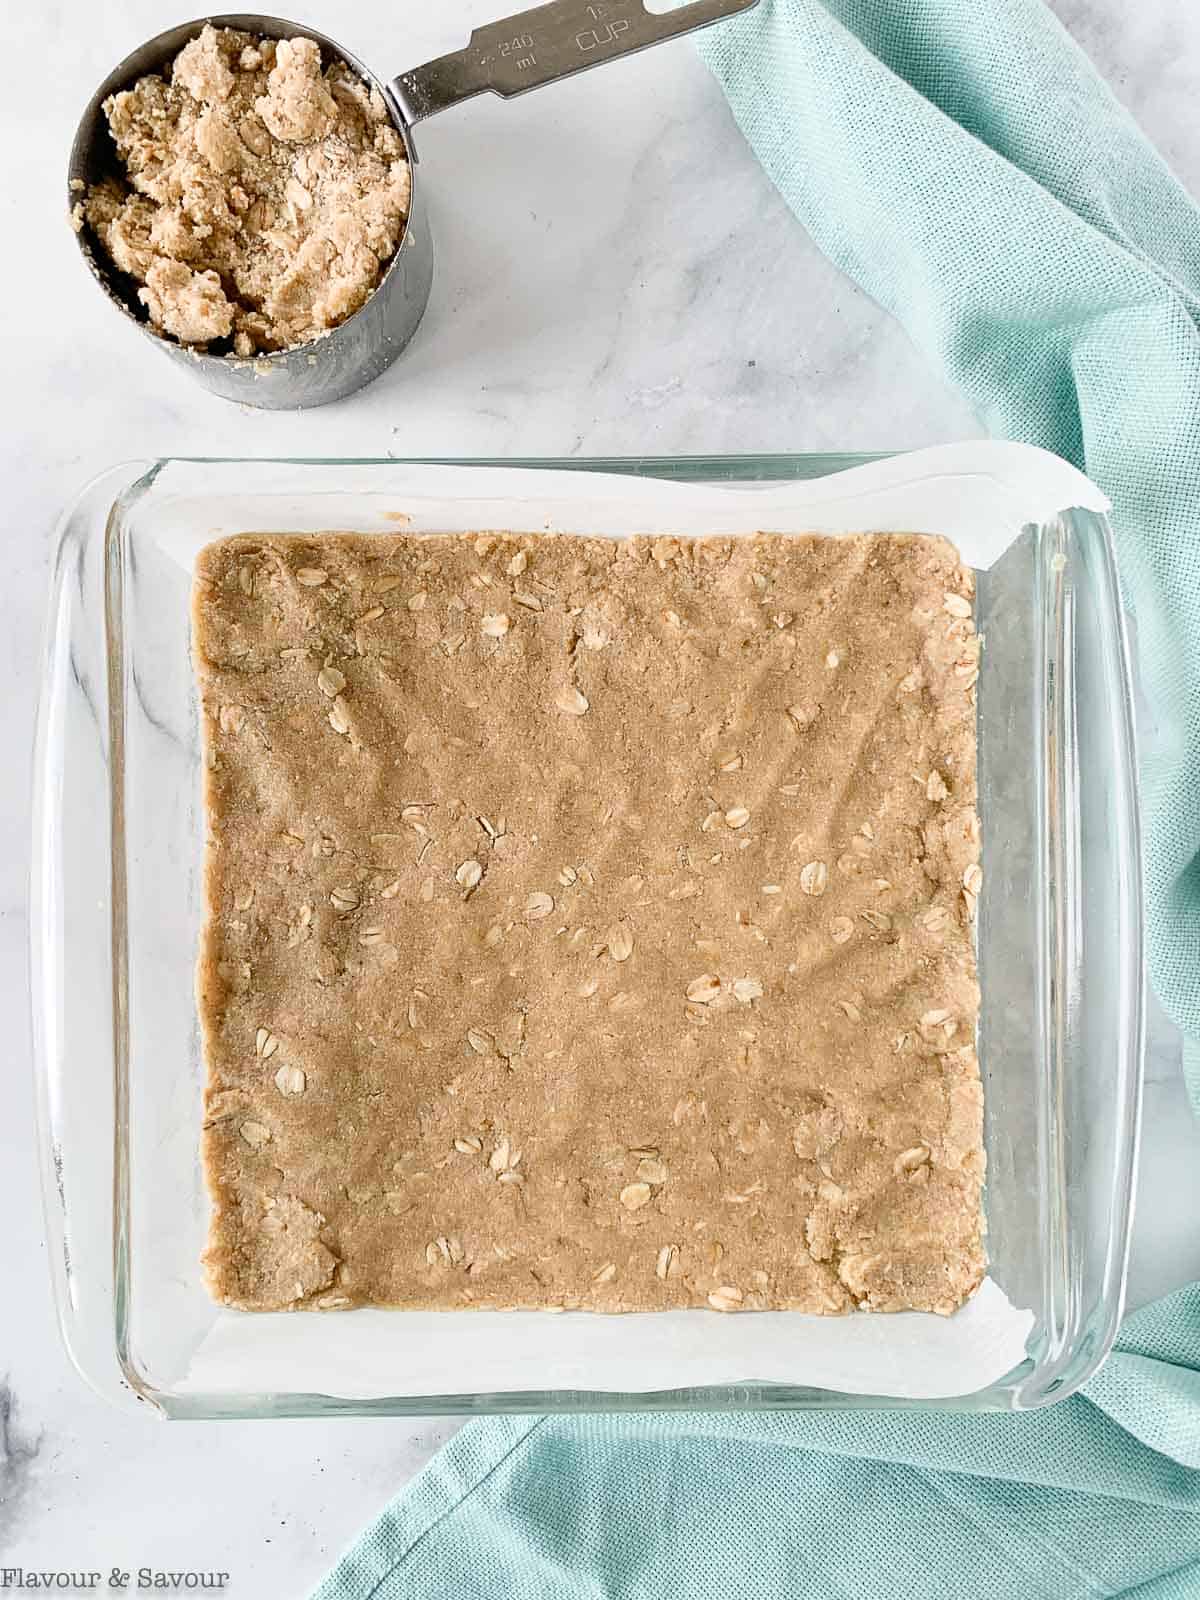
[31,447,1143,1418]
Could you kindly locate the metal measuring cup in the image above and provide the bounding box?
[68,0,759,410]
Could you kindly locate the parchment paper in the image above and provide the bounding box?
[176,441,1107,1400]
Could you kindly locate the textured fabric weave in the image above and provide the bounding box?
[314,3,1200,1595]
[313,1289,1200,1599]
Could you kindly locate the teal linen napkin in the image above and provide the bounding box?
[314,2,1200,1594]
[314,1290,1200,1599]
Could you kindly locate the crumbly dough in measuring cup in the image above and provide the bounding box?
[79,25,411,355]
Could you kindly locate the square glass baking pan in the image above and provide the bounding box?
[31,446,1143,1418]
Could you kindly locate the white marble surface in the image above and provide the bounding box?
[4,0,1200,1593]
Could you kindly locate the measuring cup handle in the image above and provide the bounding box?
[391,0,759,126]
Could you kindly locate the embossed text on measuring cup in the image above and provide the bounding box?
[395,0,760,123]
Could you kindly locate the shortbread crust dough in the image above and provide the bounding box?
[194,529,985,1317]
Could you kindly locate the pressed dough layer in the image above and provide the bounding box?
[194,530,985,1316]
